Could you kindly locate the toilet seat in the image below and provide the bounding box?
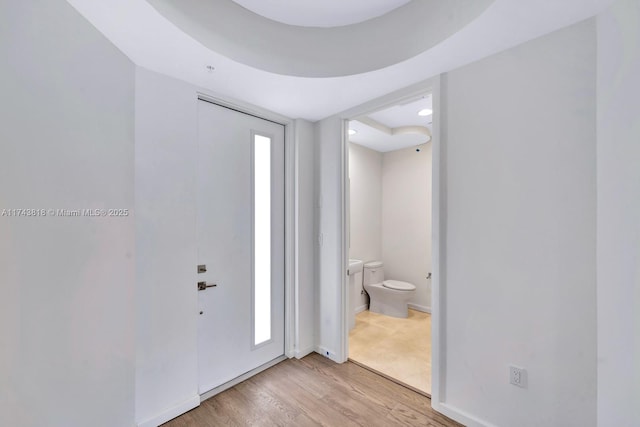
[382,280,415,291]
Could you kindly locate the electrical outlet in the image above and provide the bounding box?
[510,365,527,388]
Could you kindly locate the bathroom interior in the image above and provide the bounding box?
[347,93,433,396]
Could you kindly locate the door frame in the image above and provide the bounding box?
[196,92,297,362]
[335,74,445,407]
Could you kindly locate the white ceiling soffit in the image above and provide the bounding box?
[349,120,428,153]
[65,0,614,121]
[145,0,494,77]
[231,0,412,28]
[349,96,433,153]
[368,96,433,129]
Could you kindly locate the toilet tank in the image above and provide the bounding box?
[363,261,384,285]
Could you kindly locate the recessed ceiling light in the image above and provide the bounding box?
[348,129,357,136]
[418,109,432,116]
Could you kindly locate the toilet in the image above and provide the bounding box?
[363,261,416,318]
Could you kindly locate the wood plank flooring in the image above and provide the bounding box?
[163,353,462,427]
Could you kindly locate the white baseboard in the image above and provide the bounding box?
[295,345,315,359]
[137,394,200,427]
[432,401,497,427]
[408,303,431,313]
[355,304,368,314]
[315,346,341,363]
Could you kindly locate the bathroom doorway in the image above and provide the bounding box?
[345,93,434,396]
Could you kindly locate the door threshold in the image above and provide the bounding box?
[347,357,431,398]
[200,355,287,402]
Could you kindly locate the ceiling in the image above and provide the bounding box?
[349,96,433,153]
[368,95,433,129]
[145,0,492,78]
[230,0,411,27]
[66,0,614,121]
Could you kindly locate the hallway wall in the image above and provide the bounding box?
[0,1,135,426]
[314,116,345,362]
[440,18,597,427]
[134,68,200,427]
[295,119,318,358]
[134,68,318,425]
[596,0,640,424]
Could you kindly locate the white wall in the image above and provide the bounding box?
[134,68,316,424]
[348,143,383,264]
[382,144,432,312]
[348,142,383,309]
[596,0,640,425]
[348,142,432,312]
[315,116,345,362]
[440,19,597,426]
[295,119,317,358]
[0,1,136,426]
[134,68,200,426]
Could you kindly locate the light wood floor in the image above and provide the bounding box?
[349,309,431,395]
[163,353,461,427]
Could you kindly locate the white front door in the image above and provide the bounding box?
[196,100,285,394]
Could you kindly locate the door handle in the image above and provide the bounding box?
[198,281,217,291]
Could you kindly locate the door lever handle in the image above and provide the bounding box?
[198,281,217,291]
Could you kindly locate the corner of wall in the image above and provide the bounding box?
[596,0,640,424]
[292,119,318,358]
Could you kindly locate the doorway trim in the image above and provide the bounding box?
[335,74,445,408]
[196,92,297,361]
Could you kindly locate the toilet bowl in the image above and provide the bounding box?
[363,261,415,318]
